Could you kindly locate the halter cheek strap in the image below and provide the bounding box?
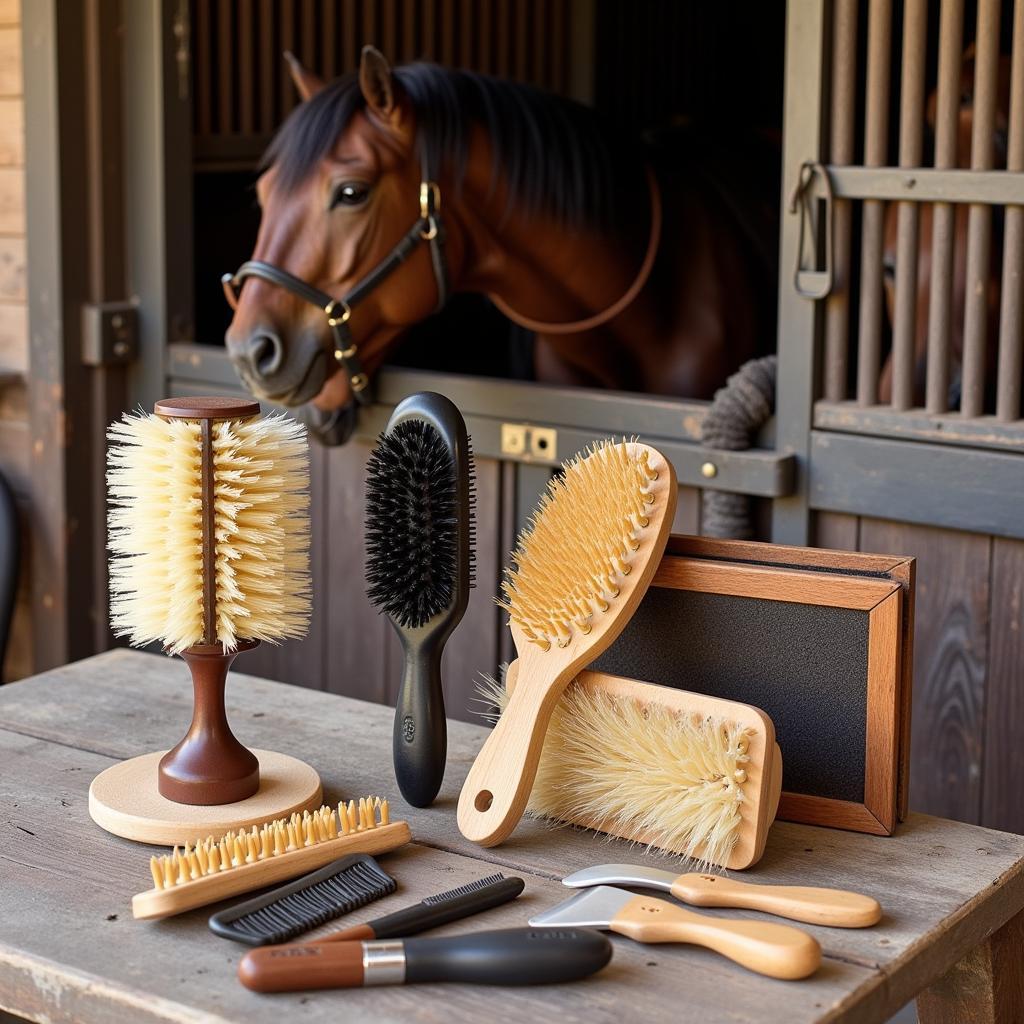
[221,174,447,406]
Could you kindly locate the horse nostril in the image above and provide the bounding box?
[248,332,284,379]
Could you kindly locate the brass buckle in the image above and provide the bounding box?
[325,299,352,327]
[350,372,369,392]
[419,181,441,220]
[333,344,358,362]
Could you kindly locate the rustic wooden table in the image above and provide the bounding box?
[1,650,1023,1024]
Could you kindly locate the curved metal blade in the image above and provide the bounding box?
[562,864,678,892]
[528,886,632,929]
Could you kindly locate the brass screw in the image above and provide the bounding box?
[701,461,718,479]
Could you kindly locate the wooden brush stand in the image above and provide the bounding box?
[158,640,261,804]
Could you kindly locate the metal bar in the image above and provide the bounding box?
[823,165,1024,203]
[196,0,212,136]
[238,0,254,136]
[926,0,964,414]
[856,0,892,407]
[258,0,273,133]
[809,431,1024,539]
[961,0,1002,417]
[772,0,828,544]
[816,400,1024,452]
[824,0,857,402]
[891,0,927,410]
[217,0,232,134]
[996,0,1024,421]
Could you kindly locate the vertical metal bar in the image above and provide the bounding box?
[279,0,295,116]
[258,0,273,132]
[342,0,357,70]
[238,0,254,136]
[996,0,1024,421]
[961,0,1001,417]
[926,0,964,413]
[217,0,232,134]
[891,0,928,410]
[772,0,828,546]
[196,0,212,137]
[824,0,857,403]
[322,0,336,79]
[856,0,892,406]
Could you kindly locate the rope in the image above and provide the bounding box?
[699,355,778,540]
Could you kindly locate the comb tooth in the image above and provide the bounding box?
[161,855,175,888]
[380,799,390,825]
[150,857,164,890]
[347,800,357,833]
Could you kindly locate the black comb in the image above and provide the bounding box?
[207,854,396,946]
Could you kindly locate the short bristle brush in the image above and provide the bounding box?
[457,439,676,847]
[133,796,410,920]
[365,392,475,808]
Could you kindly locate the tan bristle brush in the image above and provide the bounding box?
[457,439,676,847]
[481,665,782,870]
[133,797,410,920]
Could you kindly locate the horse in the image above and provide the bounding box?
[879,48,1012,410]
[222,47,777,443]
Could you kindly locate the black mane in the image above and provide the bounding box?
[264,63,637,230]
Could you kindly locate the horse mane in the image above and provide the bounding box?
[263,63,637,230]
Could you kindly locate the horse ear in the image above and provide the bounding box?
[284,51,325,102]
[359,46,399,125]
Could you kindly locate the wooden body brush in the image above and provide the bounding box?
[95,397,314,837]
[457,439,676,847]
[365,392,475,808]
[489,665,782,870]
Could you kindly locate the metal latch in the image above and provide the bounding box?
[81,302,139,367]
[789,160,834,300]
[501,423,557,462]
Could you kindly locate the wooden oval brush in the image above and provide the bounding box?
[365,392,475,808]
[457,439,676,847]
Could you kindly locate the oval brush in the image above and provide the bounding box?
[365,392,475,808]
[457,439,677,847]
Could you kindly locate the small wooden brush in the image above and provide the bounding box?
[133,796,410,920]
[457,439,676,847]
[482,665,781,870]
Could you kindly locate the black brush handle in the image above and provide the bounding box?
[402,928,612,985]
[393,631,447,807]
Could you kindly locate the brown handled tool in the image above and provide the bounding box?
[530,885,821,980]
[563,864,882,928]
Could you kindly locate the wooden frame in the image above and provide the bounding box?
[639,537,911,837]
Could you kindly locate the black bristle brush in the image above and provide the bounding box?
[365,392,475,807]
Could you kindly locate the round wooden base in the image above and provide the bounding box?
[88,749,323,846]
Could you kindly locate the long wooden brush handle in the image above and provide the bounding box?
[673,874,882,928]
[611,895,821,980]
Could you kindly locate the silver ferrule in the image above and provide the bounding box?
[362,940,406,986]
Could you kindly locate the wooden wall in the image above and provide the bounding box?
[816,512,1024,837]
[0,0,28,682]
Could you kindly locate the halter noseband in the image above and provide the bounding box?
[221,172,448,407]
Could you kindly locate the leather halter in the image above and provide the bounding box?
[221,176,447,406]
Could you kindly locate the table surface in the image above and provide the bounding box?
[2,650,1023,1024]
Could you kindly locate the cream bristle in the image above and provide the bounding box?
[480,675,753,871]
[149,797,390,889]
[498,439,657,650]
[107,410,311,655]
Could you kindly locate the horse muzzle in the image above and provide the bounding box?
[228,328,328,408]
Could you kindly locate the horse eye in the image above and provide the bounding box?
[330,182,370,209]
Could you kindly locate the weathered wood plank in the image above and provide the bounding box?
[0,27,19,97]
[981,538,1024,835]
[0,167,22,233]
[859,520,989,824]
[0,301,25,371]
[0,0,18,28]
[0,725,876,1024]
[814,511,859,552]
[0,98,22,166]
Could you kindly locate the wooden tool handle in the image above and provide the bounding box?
[673,874,882,928]
[611,895,821,980]
[238,942,365,992]
[456,675,555,846]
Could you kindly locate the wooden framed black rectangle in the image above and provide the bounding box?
[593,536,914,836]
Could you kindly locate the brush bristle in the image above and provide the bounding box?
[498,439,659,651]
[479,674,753,870]
[107,411,311,654]
[147,797,392,891]
[365,419,474,628]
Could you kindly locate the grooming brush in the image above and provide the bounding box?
[208,854,396,945]
[530,886,821,981]
[484,664,782,870]
[106,397,310,806]
[133,797,410,920]
[563,865,882,928]
[457,439,676,847]
[365,392,475,808]
[238,927,613,992]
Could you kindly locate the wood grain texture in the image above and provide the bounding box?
[0,235,25,299]
[814,511,859,552]
[2,651,1024,1023]
[0,0,18,28]
[859,519,989,824]
[0,301,25,370]
[0,166,23,233]
[0,27,19,96]
[864,593,901,833]
[0,97,22,165]
[982,538,1024,834]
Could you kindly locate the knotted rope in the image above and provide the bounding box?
[699,355,778,539]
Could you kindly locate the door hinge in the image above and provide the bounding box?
[501,423,557,462]
[81,302,139,367]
